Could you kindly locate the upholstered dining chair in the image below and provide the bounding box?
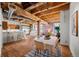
[34,41,44,56]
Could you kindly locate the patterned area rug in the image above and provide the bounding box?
[24,47,62,57]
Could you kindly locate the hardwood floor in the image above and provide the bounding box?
[1,36,72,57]
[60,45,72,57]
[2,37,35,57]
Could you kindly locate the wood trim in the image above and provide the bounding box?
[76,11,78,36]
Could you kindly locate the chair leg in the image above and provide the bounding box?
[35,49,39,56]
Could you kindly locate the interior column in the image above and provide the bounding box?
[37,21,40,38]
[29,24,32,35]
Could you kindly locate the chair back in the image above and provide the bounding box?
[34,41,44,51]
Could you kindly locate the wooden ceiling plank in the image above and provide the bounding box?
[39,11,60,17]
[40,12,60,23]
[40,12,60,19]
[33,3,69,15]
[13,4,42,22]
[43,18,60,23]
[25,2,45,11]
[36,3,69,17]
[30,2,65,14]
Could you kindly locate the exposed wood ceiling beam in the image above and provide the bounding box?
[30,2,65,14]
[40,16,60,23]
[21,24,30,26]
[40,12,60,20]
[25,2,45,11]
[44,16,60,23]
[39,11,60,17]
[33,3,69,15]
[20,18,35,25]
[40,12,60,23]
[36,3,69,17]
[43,17,60,22]
[46,16,60,21]
[2,3,64,24]
[12,4,42,23]
[3,3,43,25]
[49,20,60,23]
[22,21,33,25]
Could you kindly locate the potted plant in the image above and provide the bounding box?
[45,32,51,40]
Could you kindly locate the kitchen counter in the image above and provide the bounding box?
[3,30,25,43]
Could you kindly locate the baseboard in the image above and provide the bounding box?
[60,43,69,46]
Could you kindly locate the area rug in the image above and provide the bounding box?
[24,47,62,57]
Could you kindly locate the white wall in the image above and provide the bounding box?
[69,2,79,57]
[60,10,70,45]
[0,8,3,56]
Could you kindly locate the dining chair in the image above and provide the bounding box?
[44,44,53,56]
[34,41,44,56]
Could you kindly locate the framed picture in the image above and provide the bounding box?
[72,11,78,36]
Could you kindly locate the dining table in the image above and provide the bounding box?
[34,36,58,48]
[34,35,58,56]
